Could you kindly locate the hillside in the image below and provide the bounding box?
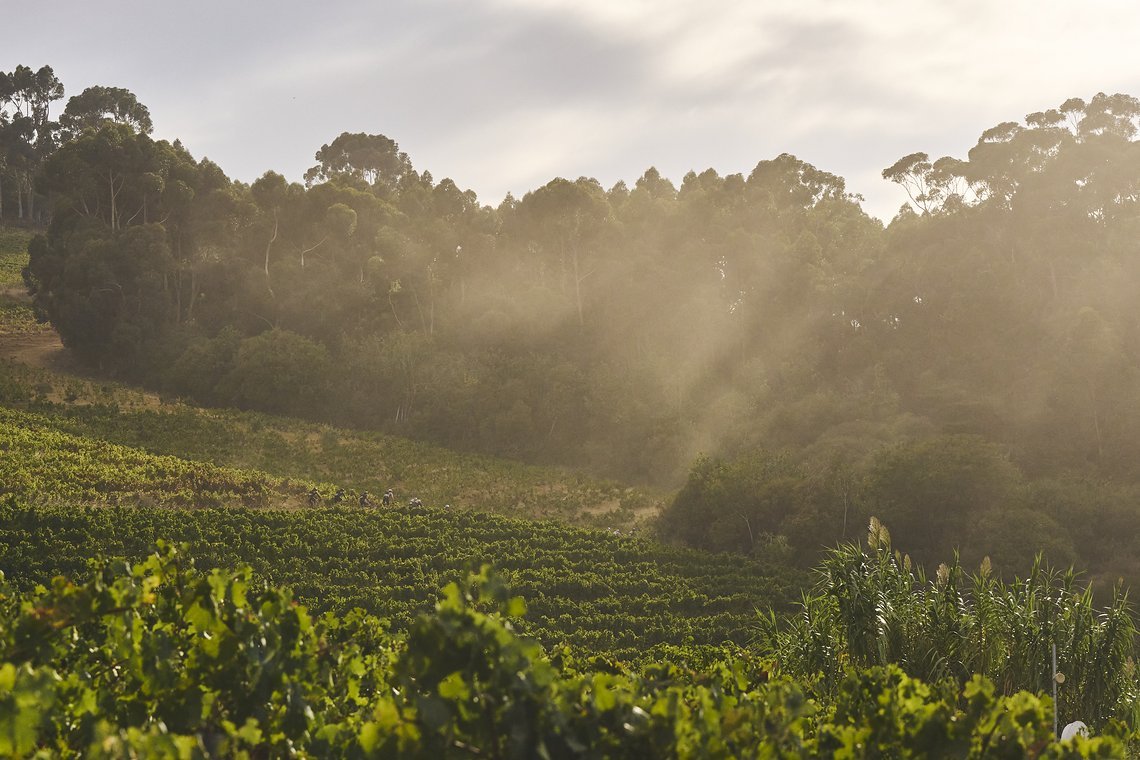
[0,226,816,672]
[0,229,810,670]
[0,228,45,337]
[2,226,664,527]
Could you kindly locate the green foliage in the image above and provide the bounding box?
[0,356,663,527]
[0,228,32,288]
[59,85,153,137]
[0,547,1126,756]
[0,65,64,226]
[659,453,810,557]
[216,329,331,416]
[862,435,1020,560]
[0,545,382,755]
[0,501,800,662]
[305,132,413,191]
[760,519,1140,733]
[661,434,1140,592]
[0,406,304,508]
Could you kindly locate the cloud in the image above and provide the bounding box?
[6,0,1140,220]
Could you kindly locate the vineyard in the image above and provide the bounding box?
[0,228,45,338]
[0,546,1124,757]
[0,499,802,661]
[0,228,30,290]
[0,406,317,507]
[0,363,661,528]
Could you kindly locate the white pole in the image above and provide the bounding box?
[1052,642,1059,740]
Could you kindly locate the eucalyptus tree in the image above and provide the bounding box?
[304,132,413,195]
[0,64,64,221]
[249,170,291,297]
[512,176,612,329]
[0,113,34,221]
[26,123,229,375]
[881,152,971,214]
[37,122,160,232]
[59,85,153,138]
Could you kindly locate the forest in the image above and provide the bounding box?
[7,64,1140,583]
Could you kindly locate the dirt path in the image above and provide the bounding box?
[0,280,66,369]
[0,330,66,368]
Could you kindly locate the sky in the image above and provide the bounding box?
[6,0,1140,222]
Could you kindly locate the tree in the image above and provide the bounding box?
[217,329,331,415]
[514,177,612,328]
[27,122,238,374]
[1077,92,1140,139]
[863,435,1021,564]
[304,132,412,194]
[881,152,970,214]
[0,65,64,127]
[25,223,174,372]
[658,452,807,555]
[59,85,153,138]
[747,152,848,210]
[38,122,162,232]
[0,114,35,221]
[250,171,291,297]
[0,64,65,221]
[1041,307,1137,470]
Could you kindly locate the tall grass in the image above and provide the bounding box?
[759,518,1139,731]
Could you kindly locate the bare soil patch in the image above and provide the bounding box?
[0,330,64,367]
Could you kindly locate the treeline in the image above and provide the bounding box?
[10,66,1140,563]
[15,97,877,486]
[0,65,149,223]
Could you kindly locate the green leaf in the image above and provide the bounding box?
[438,671,469,701]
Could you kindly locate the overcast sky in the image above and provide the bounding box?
[6,0,1140,221]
